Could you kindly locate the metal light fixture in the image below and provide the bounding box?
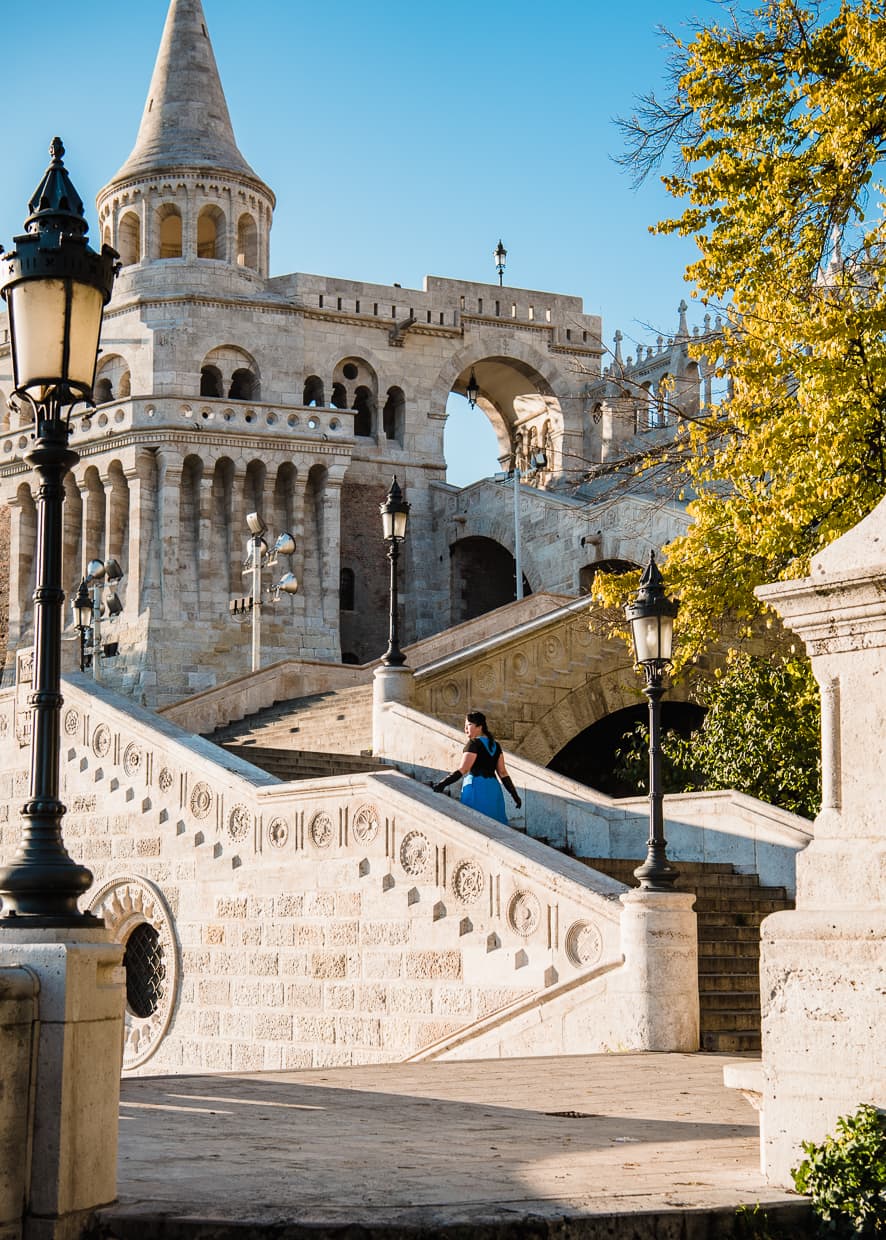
[240,513,297,671]
[466,369,480,410]
[0,138,118,926]
[493,238,507,286]
[379,477,410,666]
[72,578,93,672]
[625,550,680,891]
[84,557,125,680]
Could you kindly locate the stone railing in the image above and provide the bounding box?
[0,676,700,1075]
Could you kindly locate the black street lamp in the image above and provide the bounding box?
[379,477,410,667]
[71,578,93,672]
[0,138,118,926]
[466,369,480,409]
[625,550,680,892]
[493,239,507,286]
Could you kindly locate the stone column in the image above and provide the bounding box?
[155,451,183,619]
[123,449,156,615]
[372,664,416,758]
[6,489,31,657]
[615,890,699,1051]
[0,930,124,1240]
[755,497,886,1185]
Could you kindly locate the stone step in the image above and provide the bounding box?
[700,1009,762,1033]
[693,895,790,915]
[698,972,760,993]
[697,924,768,944]
[221,744,392,781]
[698,955,759,975]
[698,990,761,1012]
[211,685,374,755]
[701,1029,763,1053]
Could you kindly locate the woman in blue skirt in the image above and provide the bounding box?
[432,710,522,824]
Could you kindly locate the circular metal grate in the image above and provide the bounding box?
[124,922,166,1019]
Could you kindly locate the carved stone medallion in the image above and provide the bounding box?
[63,708,79,737]
[92,723,112,758]
[267,817,289,849]
[400,830,431,878]
[511,653,530,678]
[565,919,604,968]
[158,766,174,793]
[123,742,143,779]
[473,662,496,694]
[508,890,541,937]
[189,781,213,819]
[451,859,484,904]
[352,802,380,846]
[88,875,178,1071]
[227,803,252,842]
[440,681,460,707]
[310,810,334,849]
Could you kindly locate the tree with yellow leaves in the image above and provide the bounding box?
[605,0,886,663]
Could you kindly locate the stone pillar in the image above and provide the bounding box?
[196,463,214,615]
[123,449,156,615]
[6,489,31,657]
[0,929,125,1240]
[755,496,886,1185]
[616,890,699,1051]
[372,665,415,758]
[0,966,38,1240]
[156,452,183,619]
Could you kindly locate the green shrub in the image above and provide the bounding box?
[792,1104,886,1236]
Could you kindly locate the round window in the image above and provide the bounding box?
[342,362,358,380]
[124,921,166,1019]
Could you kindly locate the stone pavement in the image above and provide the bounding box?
[95,1053,815,1239]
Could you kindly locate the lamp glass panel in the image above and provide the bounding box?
[381,509,394,539]
[9,279,68,390]
[66,283,105,391]
[392,509,408,540]
[632,614,661,664]
[72,596,91,627]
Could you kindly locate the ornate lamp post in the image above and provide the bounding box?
[493,238,507,286]
[0,138,118,925]
[379,477,410,666]
[71,578,93,672]
[241,512,297,672]
[466,368,480,409]
[625,550,680,892]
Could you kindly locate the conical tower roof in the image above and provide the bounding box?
[108,0,268,191]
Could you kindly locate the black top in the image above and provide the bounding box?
[463,736,501,778]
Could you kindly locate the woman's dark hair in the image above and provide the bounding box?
[466,709,492,738]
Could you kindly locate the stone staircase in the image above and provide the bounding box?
[220,743,391,781]
[578,857,794,1053]
[208,684,373,754]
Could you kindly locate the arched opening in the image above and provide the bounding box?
[548,701,705,796]
[179,456,203,618]
[449,535,531,625]
[197,206,225,260]
[95,355,131,406]
[62,475,82,604]
[579,558,640,595]
[339,566,355,612]
[382,386,405,442]
[303,376,325,407]
[237,213,258,269]
[118,211,141,266]
[211,457,236,596]
[230,368,260,401]
[201,366,224,398]
[353,386,375,437]
[680,361,701,418]
[157,205,182,259]
[331,383,347,410]
[95,377,113,404]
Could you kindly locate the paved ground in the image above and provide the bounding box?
[97,1053,815,1239]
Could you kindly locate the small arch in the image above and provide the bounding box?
[95,355,131,406]
[353,386,375,437]
[118,211,141,266]
[230,368,260,401]
[303,376,325,407]
[382,386,405,442]
[331,383,347,410]
[579,558,639,595]
[237,213,258,269]
[197,205,225,260]
[200,366,224,398]
[95,377,113,404]
[157,204,182,259]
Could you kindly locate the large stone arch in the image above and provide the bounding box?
[517,661,698,768]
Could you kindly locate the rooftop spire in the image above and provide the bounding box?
[110,0,262,185]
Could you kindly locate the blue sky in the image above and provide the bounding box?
[3,0,706,484]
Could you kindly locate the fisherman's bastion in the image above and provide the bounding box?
[0,3,883,1231]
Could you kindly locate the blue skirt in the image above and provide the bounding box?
[460,774,507,824]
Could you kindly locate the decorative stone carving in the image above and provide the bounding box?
[310,810,334,849]
[63,708,79,737]
[123,742,143,778]
[158,766,174,793]
[189,781,213,819]
[451,859,484,904]
[227,803,252,842]
[92,723,112,758]
[473,662,496,694]
[512,652,530,678]
[70,795,97,813]
[508,890,541,937]
[441,681,460,707]
[267,816,289,849]
[543,635,564,664]
[88,875,178,1071]
[352,802,380,846]
[565,919,604,968]
[400,830,431,878]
